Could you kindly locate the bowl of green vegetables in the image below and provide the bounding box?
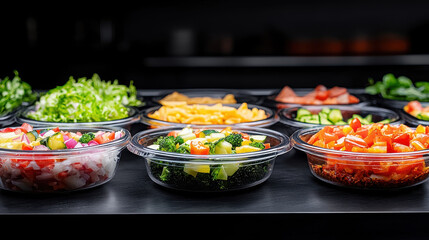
[279,105,402,136]
[365,73,429,109]
[0,71,37,127]
[128,126,292,192]
[16,74,144,131]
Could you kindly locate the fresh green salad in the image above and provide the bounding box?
[365,73,429,101]
[26,74,142,122]
[294,107,390,125]
[0,71,37,116]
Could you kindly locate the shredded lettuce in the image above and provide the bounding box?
[0,71,37,115]
[27,73,142,122]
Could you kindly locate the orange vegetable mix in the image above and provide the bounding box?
[306,118,429,188]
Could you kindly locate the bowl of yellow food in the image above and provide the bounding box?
[141,102,278,128]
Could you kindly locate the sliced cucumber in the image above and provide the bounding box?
[328,109,343,123]
[47,133,66,150]
[296,108,312,119]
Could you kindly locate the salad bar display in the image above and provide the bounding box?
[3,71,429,227]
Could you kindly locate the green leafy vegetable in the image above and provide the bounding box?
[0,71,37,115]
[26,73,142,122]
[365,73,429,101]
[79,132,95,143]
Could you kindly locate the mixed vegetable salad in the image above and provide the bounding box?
[366,73,429,101]
[146,127,273,191]
[0,123,125,192]
[25,74,142,122]
[305,118,429,188]
[404,100,429,121]
[0,71,36,116]
[294,107,390,125]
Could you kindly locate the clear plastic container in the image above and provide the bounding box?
[292,127,429,190]
[127,126,292,192]
[15,105,141,130]
[141,103,279,128]
[279,105,403,136]
[0,126,131,193]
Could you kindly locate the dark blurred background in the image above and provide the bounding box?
[2,1,429,89]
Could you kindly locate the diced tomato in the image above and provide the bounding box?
[315,90,329,101]
[374,135,393,152]
[355,127,368,139]
[167,131,179,137]
[94,133,115,144]
[323,132,338,144]
[393,133,411,146]
[190,141,210,155]
[344,135,368,151]
[240,132,250,140]
[349,118,361,132]
[392,142,412,153]
[22,144,33,150]
[20,123,33,133]
[0,127,15,133]
[406,100,423,113]
[263,143,270,149]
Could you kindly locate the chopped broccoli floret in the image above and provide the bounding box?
[249,141,265,149]
[154,136,177,152]
[224,133,243,149]
[79,132,95,143]
[175,136,184,145]
[204,141,216,154]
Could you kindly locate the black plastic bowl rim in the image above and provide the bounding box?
[15,105,141,127]
[141,103,279,128]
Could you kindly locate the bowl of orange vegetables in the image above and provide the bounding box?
[292,118,429,190]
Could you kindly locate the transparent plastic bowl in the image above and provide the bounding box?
[141,103,279,128]
[0,126,130,193]
[127,126,292,192]
[292,127,429,190]
[15,105,141,130]
[279,105,403,136]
